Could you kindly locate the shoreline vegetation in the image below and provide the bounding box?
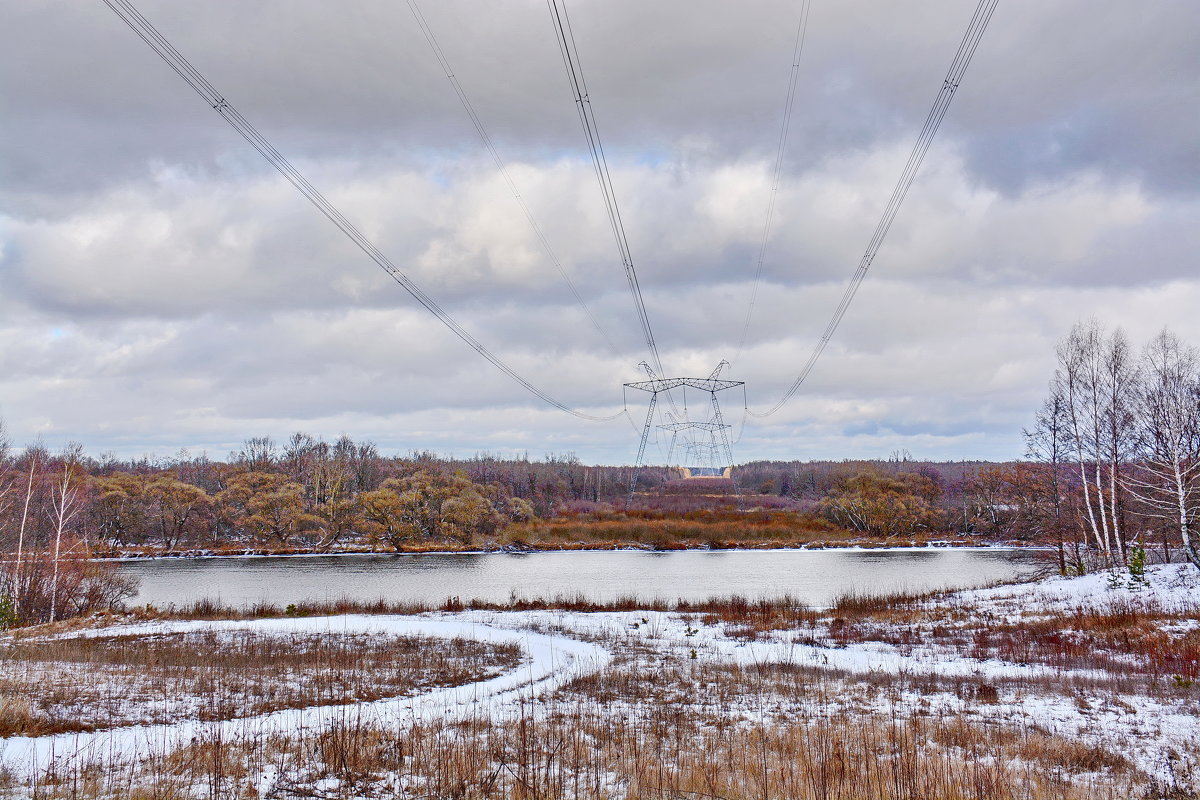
[91,535,1003,561]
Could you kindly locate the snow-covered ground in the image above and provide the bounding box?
[1,563,1197,792]
[959,561,1200,616]
[0,615,610,778]
[443,567,1199,785]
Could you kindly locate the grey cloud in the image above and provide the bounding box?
[2,0,1198,462]
[5,1,1196,200]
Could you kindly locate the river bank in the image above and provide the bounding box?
[94,535,1012,561]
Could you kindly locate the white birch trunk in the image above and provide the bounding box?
[14,456,36,615]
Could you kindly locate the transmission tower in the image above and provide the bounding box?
[659,421,730,469]
[624,361,743,502]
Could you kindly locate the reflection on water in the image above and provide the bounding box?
[117,548,1041,609]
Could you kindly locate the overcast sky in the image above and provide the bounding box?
[2,0,1197,465]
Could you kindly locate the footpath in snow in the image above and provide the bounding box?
[0,615,611,778]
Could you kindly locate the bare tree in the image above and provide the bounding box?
[0,418,10,469]
[1125,330,1200,571]
[144,476,210,549]
[0,419,14,538]
[9,444,44,616]
[1024,377,1075,574]
[47,443,86,622]
[1102,327,1138,560]
[1056,321,1136,567]
[1058,323,1108,561]
[235,436,277,472]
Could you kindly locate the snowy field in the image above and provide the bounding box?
[0,564,1196,798]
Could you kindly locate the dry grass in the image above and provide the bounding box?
[0,629,519,737]
[92,593,820,621]
[4,583,1199,798]
[799,591,1200,688]
[829,586,951,615]
[14,658,1149,800]
[503,507,977,551]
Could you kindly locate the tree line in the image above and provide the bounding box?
[0,432,686,558]
[0,432,1109,555]
[0,426,1009,559]
[0,426,1047,563]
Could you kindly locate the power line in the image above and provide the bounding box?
[407,0,622,360]
[101,0,620,423]
[546,0,665,379]
[749,0,999,418]
[733,0,813,367]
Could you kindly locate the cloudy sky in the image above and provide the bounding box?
[2,0,1197,465]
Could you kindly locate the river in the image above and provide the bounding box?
[117,547,1042,609]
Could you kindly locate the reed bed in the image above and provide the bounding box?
[502,506,973,551]
[132,591,819,619]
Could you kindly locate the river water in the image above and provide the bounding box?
[117,547,1042,609]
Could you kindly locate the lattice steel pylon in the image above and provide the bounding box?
[624,361,743,503]
[659,421,731,468]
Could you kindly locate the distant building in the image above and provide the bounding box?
[677,466,732,479]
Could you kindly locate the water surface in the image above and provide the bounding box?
[118,548,1041,609]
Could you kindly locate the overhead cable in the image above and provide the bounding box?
[407,0,622,360]
[732,0,813,367]
[749,0,998,418]
[102,0,620,422]
[545,0,664,379]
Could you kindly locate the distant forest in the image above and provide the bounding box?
[0,424,1017,555]
[0,418,1192,569]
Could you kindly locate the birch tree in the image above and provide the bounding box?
[1125,330,1200,571]
[47,443,86,622]
[8,445,44,617]
[1024,378,1076,573]
[0,423,15,613]
[1056,321,1135,567]
[1102,327,1138,561]
[0,420,13,545]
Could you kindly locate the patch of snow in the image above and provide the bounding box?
[958,563,1199,617]
[0,614,611,777]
